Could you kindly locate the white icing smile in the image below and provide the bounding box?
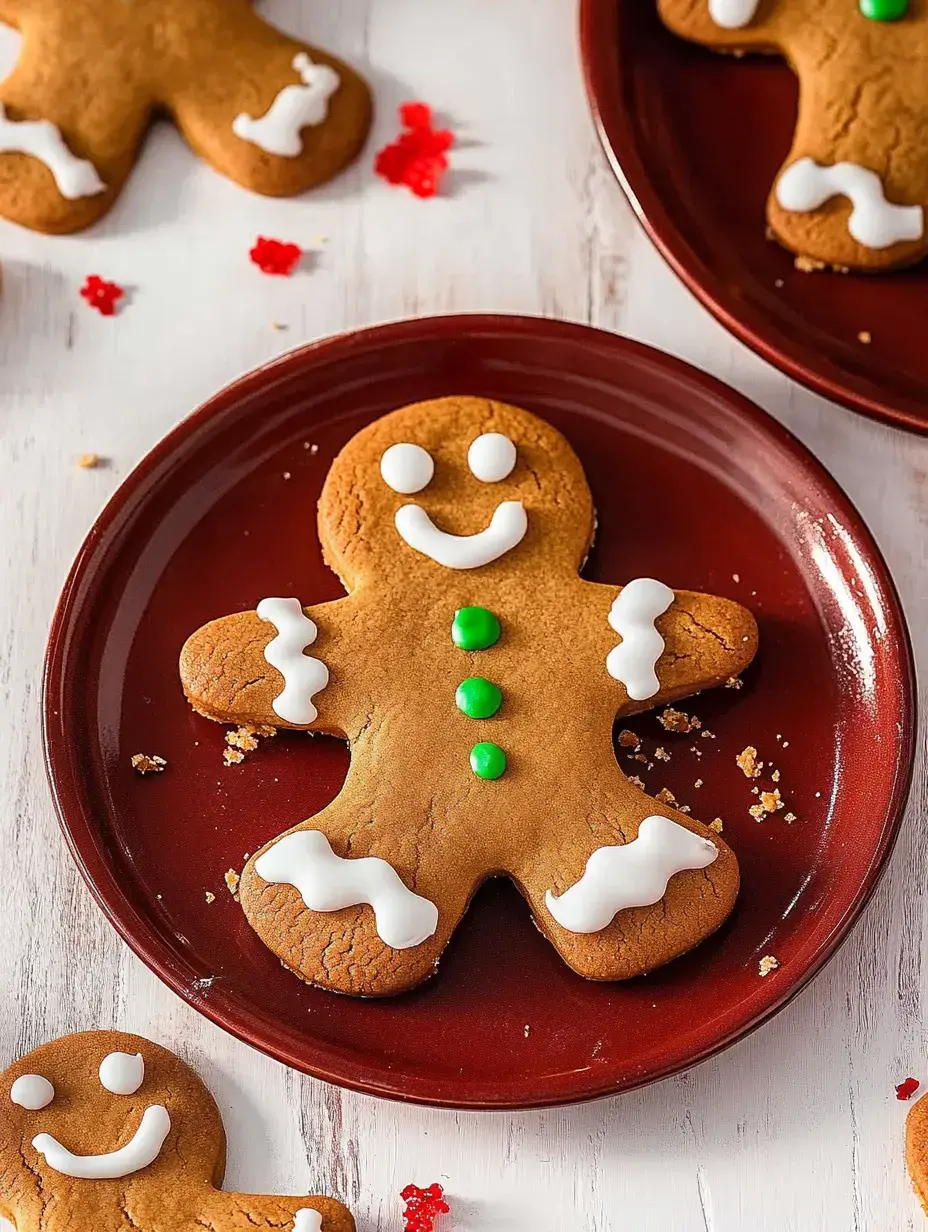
[394,500,527,569]
[32,1104,172,1180]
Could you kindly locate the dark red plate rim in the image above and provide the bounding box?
[41,315,916,1108]
[579,1,928,436]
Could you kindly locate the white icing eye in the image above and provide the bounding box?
[467,433,517,483]
[99,1052,144,1096]
[11,1074,54,1110]
[380,443,434,494]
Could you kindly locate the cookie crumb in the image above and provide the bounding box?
[758,955,779,977]
[131,753,166,775]
[679,804,691,814]
[795,255,826,273]
[205,891,216,905]
[732,572,740,583]
[224,869,240,900]
[736,746,763,778]
[633,752,648,764]
[709,818,724,834]
[282,471,292,480]
[724,676,744,690]
[524,1024,530,1038]
[656,787,677,807]
[694,778,703,788]
[782,740,789,748]
[774,278,784,288]
[784,812,797,823]
[654,746,671,762]
[659,707,701,733]
[760,789,783,813]
[618,729,641,749]
[771,768,781,782]
[223,747,245,766]
[226,725,260,753]
[749,803,767,821]
[272,322,289,331]
[628,775,645,790]
[858,330,872,344]
[701,729,716,740]
[77,452,101,469]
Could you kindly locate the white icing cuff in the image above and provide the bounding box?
[232,53,341,158]
[256,597,329,725]
[255,830,439,950]
[395,500,527,569]
[606,578,674,701]
[0,105,105,200]
[776,158,924,250]
[545,816,719,933]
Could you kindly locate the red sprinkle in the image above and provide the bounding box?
[374,102,454,198]
[897,1077,920,1101]
[80,275,124,317]
[249,236,302,276]
[401,1183,450,1232]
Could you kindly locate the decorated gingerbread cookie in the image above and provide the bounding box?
[907,1087,928,1212]
[179,397,759,997]
[0,0,371,234]
[0,1030,353,1232]
[658,0,927,271]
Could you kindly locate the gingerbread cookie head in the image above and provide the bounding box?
[318,397,595,591]
[0,1031,353,1232]
[0,0,371,234]
[658,0,928,271]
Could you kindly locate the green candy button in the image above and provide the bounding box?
[456,676,503,719]
[452,606,501,651]
[859,0,907,18]
[470,741,507,780]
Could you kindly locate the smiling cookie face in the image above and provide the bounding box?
[317,397,596,589]
[0,1031,224,1228]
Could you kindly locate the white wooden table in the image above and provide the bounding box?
[1,2,926,1229]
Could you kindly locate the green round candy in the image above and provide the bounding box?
[452,606,501,651]
[859,0,907,19]
[470,742,507,780]
[455,676,503,719]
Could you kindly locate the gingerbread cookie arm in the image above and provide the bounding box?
[179,597,358,735]
[0,7,153,233]
[200,1192,354,1232]
[585,579,758,715]
[160,6,371,198]
[511,780,739,980]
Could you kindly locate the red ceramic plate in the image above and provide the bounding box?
[581,2,928,435]
[44,315,914,1109]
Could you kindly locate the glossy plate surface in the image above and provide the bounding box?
[581,1,928,435]
[44,315,914,1108]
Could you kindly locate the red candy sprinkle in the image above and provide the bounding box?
[249,236,302,276]
[401,1183,450,1232]
[374,103,454,198]
[897,1077,920,1100]
[80,275,124,317]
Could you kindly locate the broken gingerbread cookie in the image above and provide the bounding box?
[0,1030,353,1232]
[658,0,927,271]
[0,0,371,234]
[179,396,759,997]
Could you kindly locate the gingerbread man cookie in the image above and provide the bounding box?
[0,1030,354,1232]
[658,0,928,271]
[0,0,371,234]
[179,397,759,997]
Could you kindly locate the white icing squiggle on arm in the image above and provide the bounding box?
[256,597,329,725]
[606,578,674,701]
[255,831,439,950]
[545,816,719,933]
[776,158,924,250]
[708,0,760,28]
[233,53,341,157]
[33,1105,171,1179]
[0,105,105,199]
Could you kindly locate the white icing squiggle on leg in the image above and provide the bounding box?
[0,105,105,199]
[606,578,674,701]
[708,0,760,28]
[232,53,341,157]
[545,816,719,933]
[255,831,439,950]
[256,597,329,725]
[776,158,924,250]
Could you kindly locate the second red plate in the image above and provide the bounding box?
[43,316,914,1108]
[581,1,928,435]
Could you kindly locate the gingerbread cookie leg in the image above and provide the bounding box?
[162,5,372,198]
[0,8,153,233]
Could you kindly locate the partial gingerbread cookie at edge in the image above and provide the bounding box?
[0,1030,354,1232]
[179,396,759,997]
[0,0,372,234]
[658,0,928,271]
[907,1086,928,1214]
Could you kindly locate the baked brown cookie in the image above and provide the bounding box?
[0,1030,353,1232]
[0,0,372,234]
[179,397,758,997]
[657,0,927,272]
[908,1087,928,1213]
